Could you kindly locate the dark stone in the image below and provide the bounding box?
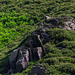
[40,33,50,44]
[72,11,75,13]
[7,69,15,75]
[49,18,59,26]
[28,48,33,61]
[45,16,59,26]
[8,47,29,74]
[32,48,39,61]
[9,48,19,71]
[30,65,45,75]
[31,33,42,47]
[47,4,58,12]
[32,47,42,61]
[16,49,29,72]
[43,24,52,29]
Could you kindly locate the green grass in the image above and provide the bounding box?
[0,12,38,48]
[0,0,75,75]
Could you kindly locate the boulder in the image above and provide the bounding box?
[45,16,59,26]
[32,47,42,61]
[30,65,45,75]
[9,48,19,71]
[8,47,29,74]
[16,49,29,72]
[31,33,43,47]
[7,69,15,75]
[16,56,23,72]
[40,32,50,44]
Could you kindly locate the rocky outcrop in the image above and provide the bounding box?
[45,16,75,30]
[7,15,75,75]
[7,47,29,75]
[8,47,43,74]
[7,32,44,75]
[32,47,42,61]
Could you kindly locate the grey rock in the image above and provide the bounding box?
[16,49,29,72]
[40,32,50,44]
[9,48,19,70]
[31,33,43,47]
[45,16,59,26]
[30,65,45,75]
[7,69,15,75]
[8,47,29,74]
[32,47,42,61]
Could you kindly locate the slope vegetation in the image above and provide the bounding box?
[0,0,75,75]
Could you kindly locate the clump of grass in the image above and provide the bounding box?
[46,28,75,43]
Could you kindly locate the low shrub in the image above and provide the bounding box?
[43,58,59,65]
[56,63,75,75]
[61,48,74,57]
[56,41,75,49]
[44,43,62,55]
[44,53,62,58]
[46,28,75,43]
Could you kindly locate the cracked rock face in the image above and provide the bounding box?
[7,47,29,75]
[8,46,43,75]
[7,32,43,75]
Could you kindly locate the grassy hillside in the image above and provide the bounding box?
[0,0,75,75]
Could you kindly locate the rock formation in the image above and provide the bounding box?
[7,32,44,75]
[7,16,75,75]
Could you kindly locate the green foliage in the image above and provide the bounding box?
[56,63,75,74]
[46,28,75,43]
[44,43,62,55]
[0,11,38,48]
[0,0,75,75]
[57,41,75,49]
[43,58,59,65]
